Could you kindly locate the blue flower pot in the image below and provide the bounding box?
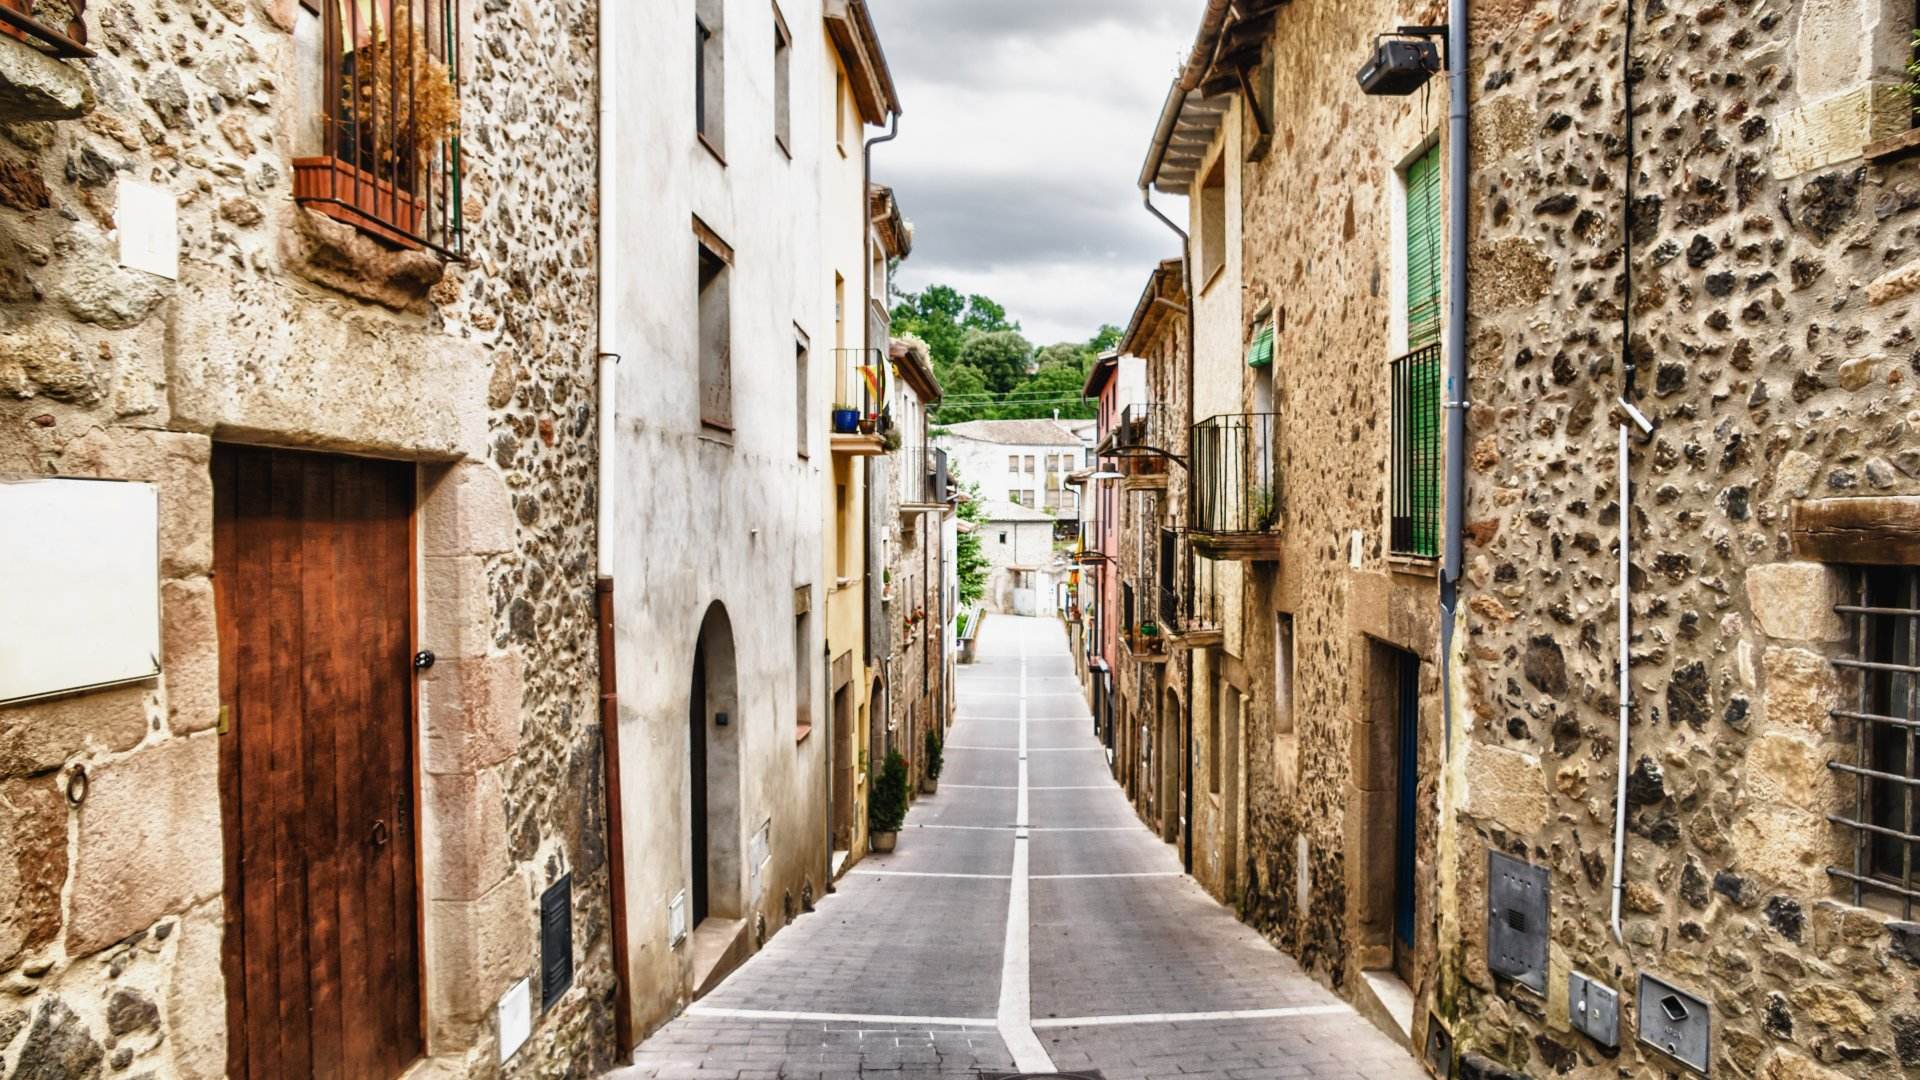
[832,408,860,434]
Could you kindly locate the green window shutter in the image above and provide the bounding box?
[1246,324,1274,369]
[1405,147,1443,351]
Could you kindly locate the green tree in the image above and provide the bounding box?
[891,285,968,366]
[993,362,1095,421]
[954,484,989,608]
[1088,323,1123,353]
[957,329,1034,395]
[1034,342,1092,372]
[933,362,990,423]
[960,294,1018,334]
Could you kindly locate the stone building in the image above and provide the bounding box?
[977,500,1062,616]
[878,333,955,793]
[1124,0,1920,1076]
[0,0,608,1076]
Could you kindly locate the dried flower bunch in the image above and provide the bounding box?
[344,16,461,172]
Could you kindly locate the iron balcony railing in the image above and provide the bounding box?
[295,0,465,259]
[832,348,887,433]
[0,1,91,58]
[1111,403,1182,459]
[1189,413,1282,536]
[1158,533,1222,637]
[899,446,950,507]
[1390,343,1443,558]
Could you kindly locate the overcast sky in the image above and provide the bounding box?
[865,1,1193,347]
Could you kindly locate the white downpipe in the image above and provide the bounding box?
[595,11,616,579]
[1608,402,1653,940]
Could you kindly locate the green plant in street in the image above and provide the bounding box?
[869,749,910,833]
[1138,621,1159,637]
[1908,31,1920,115]
[955,481,988,607]
[925,727,944,782]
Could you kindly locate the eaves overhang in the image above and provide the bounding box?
[825,0,902,125]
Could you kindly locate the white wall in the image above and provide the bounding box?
[604,0,834,1032]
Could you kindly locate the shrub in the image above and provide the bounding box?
[925,727,944,782]
[869,749,910,834]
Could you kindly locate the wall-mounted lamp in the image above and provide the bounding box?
[1356,26,1448,96]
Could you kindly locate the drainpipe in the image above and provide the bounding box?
[1437,0,1470,764]
[594,3,632,1053]
[1607,0,1655,943]
[1141,181,1197,874]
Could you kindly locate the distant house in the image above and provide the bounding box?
[979,499,1063,616]
[936,418,1093,517]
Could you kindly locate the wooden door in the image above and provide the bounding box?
[1392,649,1420,983]
[214,446,421,1080]
[690,640,710,927]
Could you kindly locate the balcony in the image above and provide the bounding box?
[1389,344,1442,560]
[899,446,950,513]
[1188,413,1283,561]
[293,0,465,258]
[0,1,93,123]
[830,347,891,456]
[1158,532,1223,648]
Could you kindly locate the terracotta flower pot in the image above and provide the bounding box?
[292,155,423,250]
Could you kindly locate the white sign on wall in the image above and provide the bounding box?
[496,978,531,1062]
[0,478,162,705]
[116,179,179,281]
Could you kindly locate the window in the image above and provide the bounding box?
[695,0,726,154]
[1199,157,1226,285]
[1009,454,1021,474]
[295,0,464,255]
[1833,567,1920,914]
[1009,489,1023,505]
[1274,613,1295,735]
[794,597,812,739]
[835,67,849,153]
[836,481,851,577]
[998,531,1008,545]
[1025,455,1036,474]
[795,337,810,457]
[1405,145,1443,350]
[695,221,733,430]
[834,273,846,348]
[772,4,792,154]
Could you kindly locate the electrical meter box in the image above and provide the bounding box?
[1487,851,1549,994]
[1637,974,1711,1075]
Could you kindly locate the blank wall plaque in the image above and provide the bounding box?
[0,479,161,705]
[1487,850,1549,995]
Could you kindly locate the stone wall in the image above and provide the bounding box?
[1439,0,1920,1074]
[0,0,608,1074]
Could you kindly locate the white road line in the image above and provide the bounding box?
[1029,1005,1351,1029]
[1032,872,1184,880]
[941,784,1115,791]
[850,870,1011,880]
[912,824,1137,832]
[686,1005,995,1027]
[944,745,1104,753]
[997,630,1055,1074]
[955,717,1093,724]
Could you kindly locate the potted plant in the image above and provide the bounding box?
[831,403,860,434]
[922,728,943,795]
[293,17,461,249]
[858,413,879,436]
[869,749,910,852]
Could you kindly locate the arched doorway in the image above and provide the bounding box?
[1160,687,1182,845]
[689,603,742,928]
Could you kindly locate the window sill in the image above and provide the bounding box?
[795,722,812,744]
[1387,554,1439,578]
[697,132,728,167]
[1865,128,1920,164]
[1199,263,1227,296]
[775,134,792,160]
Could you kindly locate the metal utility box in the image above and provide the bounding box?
[1487,851,1549,994]
[1569,971,1619,1049]
[1637,974,1710,1075]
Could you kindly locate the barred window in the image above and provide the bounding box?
[1831,567,1920,915]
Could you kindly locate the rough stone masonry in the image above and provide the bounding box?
[0,0,610,1075]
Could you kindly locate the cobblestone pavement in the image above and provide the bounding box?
[613,616,1423,1079]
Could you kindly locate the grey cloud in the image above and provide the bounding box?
[891,171,1168,271]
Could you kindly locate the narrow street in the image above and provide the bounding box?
[617,616,1420,1079]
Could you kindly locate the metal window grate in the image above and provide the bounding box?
[0,1,91,57]
[1189,413,1282,536]
[540,874,573,1010]
[298,0,465,258]
[1828,567,1920,916]
[1390,343,1442,558]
